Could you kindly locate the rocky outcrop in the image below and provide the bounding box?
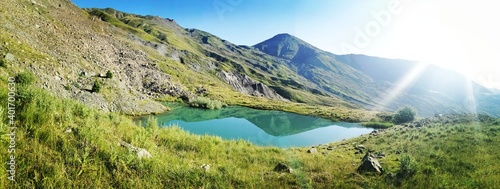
[357,152,383,174]
[217,71,286,101]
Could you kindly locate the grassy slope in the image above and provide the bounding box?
[0,0,379,122]
[83,8,379,122]
[1,2,499,188]
[1,75,500,188]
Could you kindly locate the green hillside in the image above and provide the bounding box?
[1,76,500,188]
[1,0,500,188]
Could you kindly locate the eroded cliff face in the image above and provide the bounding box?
[217,71,286,101]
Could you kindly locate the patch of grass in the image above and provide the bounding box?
[361,121,394,128]
[105,70,113,79]
[91,80,101,93]
[396,155,418,183]
[1,77,500,188]
[188,97,224,109]
[15,71,36,85]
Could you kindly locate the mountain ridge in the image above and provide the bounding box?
[253,33,500,116]
[1,2,498,118]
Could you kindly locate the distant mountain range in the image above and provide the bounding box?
[1,2,498,117]
[254,33,500,116]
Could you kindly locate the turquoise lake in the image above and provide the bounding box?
[137,103,374,148]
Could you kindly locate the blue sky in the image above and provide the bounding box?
[70,0,359,47]
[71,0,500,88]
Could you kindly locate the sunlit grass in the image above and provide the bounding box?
[1,76,500,188]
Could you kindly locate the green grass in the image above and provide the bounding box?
[188,97,225,110]
[1,77,500,188]
[1,4,499,187]
[361,121,394,129]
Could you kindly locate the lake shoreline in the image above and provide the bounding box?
[136,102,374,148]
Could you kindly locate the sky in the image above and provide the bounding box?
[71,0,500,89]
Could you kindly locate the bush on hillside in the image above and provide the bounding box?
[395,155,418,184]
[0,58,5,67]
[15,72,36,85]
[392,106,416,124]
[91,80,101,93]
[189,97,224,110]
[105,70,113,79]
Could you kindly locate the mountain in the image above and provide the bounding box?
[335,54,500,116]
[254,34,377,106]
[254,34,500,117]
[1,0,498,119]
[0,3,369,122]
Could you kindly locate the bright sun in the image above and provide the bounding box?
[368,0,500,88]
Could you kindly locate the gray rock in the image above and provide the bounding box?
[201,164,210,172]
[375,152,386,158]
[273,163,293,173]
[357,152,384,174]
[136,148,152,159]
[120,141,152,159]
[64,128,72,134]
[5,53,14,62]
[307,147,318,154]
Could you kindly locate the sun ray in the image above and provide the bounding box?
[464,77,478,115]
[375,61,429,111]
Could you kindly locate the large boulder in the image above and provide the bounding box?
[357,152,383,174]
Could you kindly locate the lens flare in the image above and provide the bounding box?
[375,61,429,111]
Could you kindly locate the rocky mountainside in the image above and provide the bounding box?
[1,0,498,117]
[0,0,195,114]
[1,1,355,118]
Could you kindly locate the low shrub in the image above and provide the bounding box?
[105,70,113,79]
[91,80,101,93]
[392,106,416,124]
[15,71,36,85]
[397,155,418,180]
[189,97,224,109]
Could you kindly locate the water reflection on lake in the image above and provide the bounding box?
[137,103,374,148]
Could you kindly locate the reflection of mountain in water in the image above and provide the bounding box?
[139,103,364,136]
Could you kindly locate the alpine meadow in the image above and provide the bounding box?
[1,0,500,188]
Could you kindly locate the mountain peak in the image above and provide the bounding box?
[273,33,294,38]
[253,33,317,60]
